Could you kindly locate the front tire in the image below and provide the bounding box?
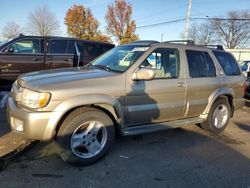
[56,107,115,166]
[200,98,231,133]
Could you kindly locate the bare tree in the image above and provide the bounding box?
[211,10,250,49]
[188,22,216,45]
[1,22,23,40]
[27,5,60,36]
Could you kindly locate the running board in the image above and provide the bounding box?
[122,117,205,136]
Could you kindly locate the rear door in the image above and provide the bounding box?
[45,39,75,69]
[0,38,44,82]
[185,50,222,117]
[212,50,244,103]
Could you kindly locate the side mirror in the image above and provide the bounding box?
[132,68,155,81]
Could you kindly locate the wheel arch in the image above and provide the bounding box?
[51,94,124,140]
[200,87,235,119]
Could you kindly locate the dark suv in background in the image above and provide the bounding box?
[0,35,114,89]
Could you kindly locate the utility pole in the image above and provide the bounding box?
[161,33,164,42]
[184,0,192,40]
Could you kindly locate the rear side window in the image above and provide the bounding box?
[102,46,113,53]
[48,39,68,54]
[76,41,113,57]
[212,51,241,76]
[186,50,216,78]
[67,40,75,54]
[85,44,104,57]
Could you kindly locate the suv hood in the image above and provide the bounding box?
[18,67,118,91]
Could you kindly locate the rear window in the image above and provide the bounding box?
[212,51,241,76]
[186,50,216,78]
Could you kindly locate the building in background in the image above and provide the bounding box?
[226,49,250,62]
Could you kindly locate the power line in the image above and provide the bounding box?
[136,17,250,29]
[191,17,250,21]
[136,18,186,29]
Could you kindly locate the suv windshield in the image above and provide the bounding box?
[90,45,149,72]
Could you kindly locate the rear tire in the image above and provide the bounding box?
[200,98,231,133]
[56,107,115,166]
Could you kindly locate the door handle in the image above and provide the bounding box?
[64,59,72,62]
[177,82,185,87]
[32,58,41,61]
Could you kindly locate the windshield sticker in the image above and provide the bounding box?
[132,47,149,52]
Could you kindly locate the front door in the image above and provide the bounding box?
[0,38,44,83]
[125,48,187,126]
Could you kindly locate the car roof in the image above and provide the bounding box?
[12,35,114,46]
[123,40,225,52]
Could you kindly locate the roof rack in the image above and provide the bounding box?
[164,40,195,45]
[130,40,159,44]
[197,45,224,50]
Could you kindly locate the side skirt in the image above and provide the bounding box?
[121,117,205,136]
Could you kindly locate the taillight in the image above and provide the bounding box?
[243,80,247,96]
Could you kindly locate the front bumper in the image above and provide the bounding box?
[7,96,62,140]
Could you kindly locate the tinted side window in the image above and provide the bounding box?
[76,41,85,56]
[212,51,241,76]
[85,44,103,57]
[9,39,41,54]
[48,39,68,54]
[186,50,216,78]
[141,48,180,79]
[102,46,113,53]
[67,40,75,54]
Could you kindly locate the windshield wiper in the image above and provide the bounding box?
[90,64,122,73]
[92,64,111,71]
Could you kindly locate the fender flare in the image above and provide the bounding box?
[200,87,234,119]
[45,94,124,139]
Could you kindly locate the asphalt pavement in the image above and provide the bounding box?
[0,94,249,188]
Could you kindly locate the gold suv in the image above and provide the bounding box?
[7,40,245,166]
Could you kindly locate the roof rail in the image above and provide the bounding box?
[130,40,159,44]
[164,40,195,45]
[197,45,224,50]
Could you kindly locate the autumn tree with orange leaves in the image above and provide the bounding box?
[65,5,110,42]
[105,0,138,44]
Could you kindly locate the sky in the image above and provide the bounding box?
[0,0,250,43]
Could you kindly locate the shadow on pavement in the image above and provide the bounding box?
[0,90,249,187]
[2,125,249,188]
[245,100,250,108]
[235,122,250,132]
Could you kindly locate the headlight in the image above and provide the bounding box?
[21,88,51,109]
